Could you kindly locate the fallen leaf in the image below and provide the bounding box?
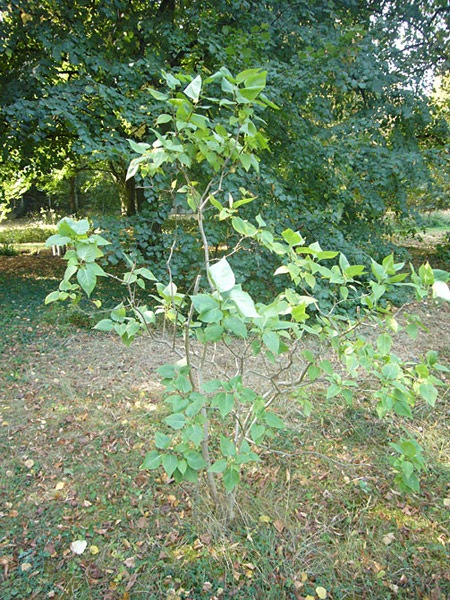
[316,586,327,599]
[55,482,65,491]
[21,562,32,572]
[259,515,271,523]
[24,459,34,469]
[273,519,284,534]
[123,557,135,568]
[70,540,87,555]
[90,545,99,555]
[126,572,138,591]
[443,498,450,508]
[44,543,56,556]
[382,532,395,546]
[200,533,212,545]
[136,517,148,529]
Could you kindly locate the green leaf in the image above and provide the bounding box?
[164,413,186,430]
[223,467,240,492]
[148,88,169,101]
[46,234,72,247]
[176,374,192,393]
[185,396,204,418]
[208,258,235,292]
[419,383,437,406]
[397,440,418,458]
[239,153,252,171]
[58,218,89,237]
[44,290,60,304]
[223,316,247,338]
[217,393,234,418]
[320,360,334,376]
[201,379,222,393]
[162,454,178,477]
[406,323,418,339]
[232,216,248,234]
[128,139,150,154]
[382,363,400,380]
[185,451,206,470]
[433,269,450,283]
[135,267,157,281]
[250,424,265,441]
[236,68,264,83]
[185,424,203,447]
[204,324,224,342]
[229,287,258,318]
[157,363,176,378]
[262,331,280,355]
[220,435,236,457]
[183,465,199,483]
[264,412,284,429]
[155,114,172,125]
[308,365,321,382]
[327,383,341,399]
[377,333,392,354]
[199,308,224,324]
[141,451,162,470]
[77,266,96,297]
[259,92,280,109]
[192,294,219,314]
[282,229,303,246]
[371,260,386,282]
[76,243,98,263]
[208,459,228,473]
[342,389,353,405]
[155,432,171,449]
[183,75,202,102]
[94,319,114,331]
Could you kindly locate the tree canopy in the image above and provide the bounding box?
[1,1,449,257]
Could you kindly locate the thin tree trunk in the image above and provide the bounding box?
[69,176,77,215]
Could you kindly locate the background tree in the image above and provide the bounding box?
[1,1,448,278]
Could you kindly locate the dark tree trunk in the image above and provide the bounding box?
[109,161,138,216]
[69,175,79,214]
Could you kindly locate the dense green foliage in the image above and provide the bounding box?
[1,1,449,264]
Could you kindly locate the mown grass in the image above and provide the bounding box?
[0,219,57,244]
[418,210,450,232]
[0,251,449,600]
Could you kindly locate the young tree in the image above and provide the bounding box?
[46,69,450,520]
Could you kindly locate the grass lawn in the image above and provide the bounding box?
[0,242,449,599]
